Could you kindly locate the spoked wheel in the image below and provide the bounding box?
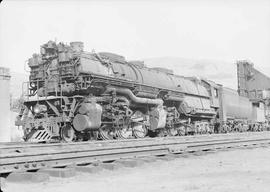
[60,124,75,142]
[177,126,186,136]
[99,125,115,140]
[168,127,178,136]
[133,124,148,138]
[91,131,99,140]
[116,125,133,139]
[157,129,168,137]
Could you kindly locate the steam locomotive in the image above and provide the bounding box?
[15,41,269,142]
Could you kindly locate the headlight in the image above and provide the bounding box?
[34,105,41,114]
[30,82,36,87]
[33,104,47,114]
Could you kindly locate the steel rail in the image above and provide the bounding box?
[1,132,269,156]
[1,133,270,174]
[0,131,266,150]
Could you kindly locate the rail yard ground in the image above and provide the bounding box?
[2,145,270,192]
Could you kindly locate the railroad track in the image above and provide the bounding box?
[1,132,270,175]
[0,131,266,150]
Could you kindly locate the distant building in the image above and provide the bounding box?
[0,67,11,142]
[237,60,270,121]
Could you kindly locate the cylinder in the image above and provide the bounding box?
[0,67,11,142]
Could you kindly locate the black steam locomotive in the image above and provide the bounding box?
[15,41,269,142]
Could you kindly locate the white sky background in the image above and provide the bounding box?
[0,0,270,76]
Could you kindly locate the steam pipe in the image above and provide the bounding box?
[164,95,184,102]
[105,87,163,106]
[136,92,157,99]
[116,96,130,106]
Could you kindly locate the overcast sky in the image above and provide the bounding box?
[0,0,270,76]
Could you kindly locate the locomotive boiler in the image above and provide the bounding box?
[15,40,268,142]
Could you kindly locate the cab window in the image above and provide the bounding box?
[214,88,218,97]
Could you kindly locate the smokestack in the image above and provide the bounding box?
[0,67,11,142]
[70,42,84,52]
